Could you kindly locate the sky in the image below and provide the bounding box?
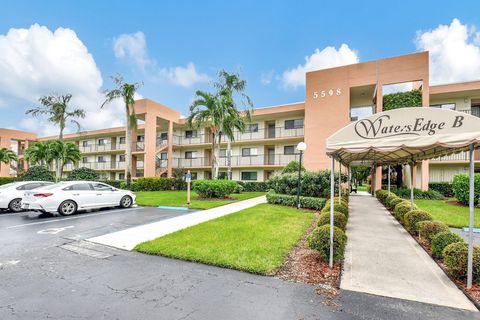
[1,0,480,136]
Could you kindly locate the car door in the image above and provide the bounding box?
[64,183,97,209]
[90,183,118,207]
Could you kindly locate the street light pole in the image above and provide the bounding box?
[296,142,307,209]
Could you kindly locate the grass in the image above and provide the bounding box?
[135,204,315,274]
[136,191,265,210]
[357,184,368,192]
[415,198,480,228]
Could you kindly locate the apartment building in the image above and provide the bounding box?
[1,51,479,184]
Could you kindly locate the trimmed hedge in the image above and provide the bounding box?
[394,201,417,222]
[375,190,389,204]
[22,166,55,182]
[395,188,443,200]
[317,211,348,231]
[123,177,174,192]
[266,192,326,210]
[322,202,349,218]
[192,180,237,198]
[404,210,433,234]
[429,182,454,198]
[431,231,464,259]
[452,173,480,206]
[67,167,99,181]
[308,225,347,263]
[382,89,422,111]
[99,180,123,189]
[237,181,268,192]
[0,177,15,185]
[443,242,480,281]
[388,196,404,210]
[267,170,340,198]
[417,221,449,244]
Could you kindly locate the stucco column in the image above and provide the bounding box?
[375,84,383,113]
[167,120,173,177]
[0,136,11,177]
[24,140,30,171]
[144,112,157,177]
[375,165,382,191]
[421,160,429,191]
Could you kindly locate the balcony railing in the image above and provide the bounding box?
[172,154,299,168]
[64,161,129,171]
[458,109,480,117]
[79,143,120,153]
[432,151,469,162]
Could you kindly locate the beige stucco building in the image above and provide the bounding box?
[1,51,479,186]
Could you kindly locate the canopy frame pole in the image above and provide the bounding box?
[329,157,335,268]
[372,161,376,196]
[387,165,391,196]
[348,165,351,194]
[467,143,475,289]
[410,161,414,210]
[338,162,342,204]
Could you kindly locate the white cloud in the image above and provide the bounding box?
[416,18,480,85]
[281,44,359,89]
[113,32,209,88]
[261,70,275,85]
[113,31,151,70]
[0,24,125,136]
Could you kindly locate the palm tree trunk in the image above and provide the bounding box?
[215,131,222,179]
[211,131,216,179]
[126,105,133,186]
[227,138,232,180]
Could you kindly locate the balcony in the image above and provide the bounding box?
[80,143,119,153]
[64,161,128,171]
[173,154,299,168]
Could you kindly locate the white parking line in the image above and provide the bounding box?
[6,207,144,229]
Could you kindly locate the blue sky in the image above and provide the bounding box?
[1,1,480,136]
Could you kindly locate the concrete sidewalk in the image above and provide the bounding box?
[88,195,266,250]
[340,191,477,311]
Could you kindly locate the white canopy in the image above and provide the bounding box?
[326,108,480,165]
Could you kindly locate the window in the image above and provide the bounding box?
[285,119,304,129]
[98,138,105,146]
[160,152,168,160]
[191,172,198,180]
[246,123,259,132]
[119,173,125,180]
[137,135,145,142]
[242,148,258,157]
[91,183,112,191]
[219,149,227,158]
[350,106,374,121]
[119,137,126,144]
[64,183,92,191]
[82,141,88,147]
[16,183,42,190]
[160,132,168,140]
[119,155,125,162]
[218,172,227,179]
[82,157,88,163]
[98,156,106,163]
[185,130,197,138]
[284,145,295,155]
[241,171,257,181]
[430,103,455,110]
[185,151,197,159]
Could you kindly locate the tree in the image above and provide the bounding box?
[351,165,370,187]
[26,94,86,140]
[281,160,305,174]
[0,148,17,172]
[48,140,81,179]
[25,141,51,166]
[102,74,143,186]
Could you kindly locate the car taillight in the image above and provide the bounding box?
[33,193,53,197]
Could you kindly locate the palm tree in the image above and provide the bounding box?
[25,141,51,166]
[0,148,17,173]
[102,74,142,186]
[26,94,86,140]
[47,140,81,179]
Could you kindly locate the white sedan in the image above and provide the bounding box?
[0,181,55,212]
[22,181,136,216]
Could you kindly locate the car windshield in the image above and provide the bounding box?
[0,182,18,189]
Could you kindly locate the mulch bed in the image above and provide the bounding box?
[275,212,342,289]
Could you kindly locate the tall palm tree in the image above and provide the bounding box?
[25,141,50,166]
[26,94,86,140]
[0,148,17,173]
[102,74,142,186]
[47,140,81,179]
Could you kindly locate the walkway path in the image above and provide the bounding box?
[88,195,266,250]
[340,191,477,311]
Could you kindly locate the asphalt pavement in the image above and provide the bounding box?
[0,207,478,320]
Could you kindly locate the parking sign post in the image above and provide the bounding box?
[186,170,192,207]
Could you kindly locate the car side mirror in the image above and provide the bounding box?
[111,188,118,191]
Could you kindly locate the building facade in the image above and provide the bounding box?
[1,51,480,185]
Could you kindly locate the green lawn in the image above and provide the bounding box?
[135,204,315,274]
[136,191,265,210]
[357,184,368,192]
[415,199,480,228]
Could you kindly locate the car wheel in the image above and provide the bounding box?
[8,198,23,213]
[58,200,77,216]
[120,196,133,208]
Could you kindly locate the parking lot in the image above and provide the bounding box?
[0,207,478,320]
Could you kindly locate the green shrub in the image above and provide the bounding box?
[67,167,99,181]
[266,192,326,210]
[386,195,403,210]
[375,190,389,204]
[233,183,244,194]
[393,201,417,222]
[98,180,123,188]
[443,242,480,281]
[383,89,422,111]
[131,177,174,192]
[22,166,55,181]
[404,210,433,234]
[452,173,480,206]
[267,170,340,198]
[322,202,349,218]
[0,177,15,185]
[237,181,268,192]
[395,188,443,200]
[192,180,237,198]
[417,221,449,244]
[317,211,348,231]
[308,225,347,263]
[431,231,464,259]
[281,161,306,174]
[429,182,454,198]
[172,168,187,191]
